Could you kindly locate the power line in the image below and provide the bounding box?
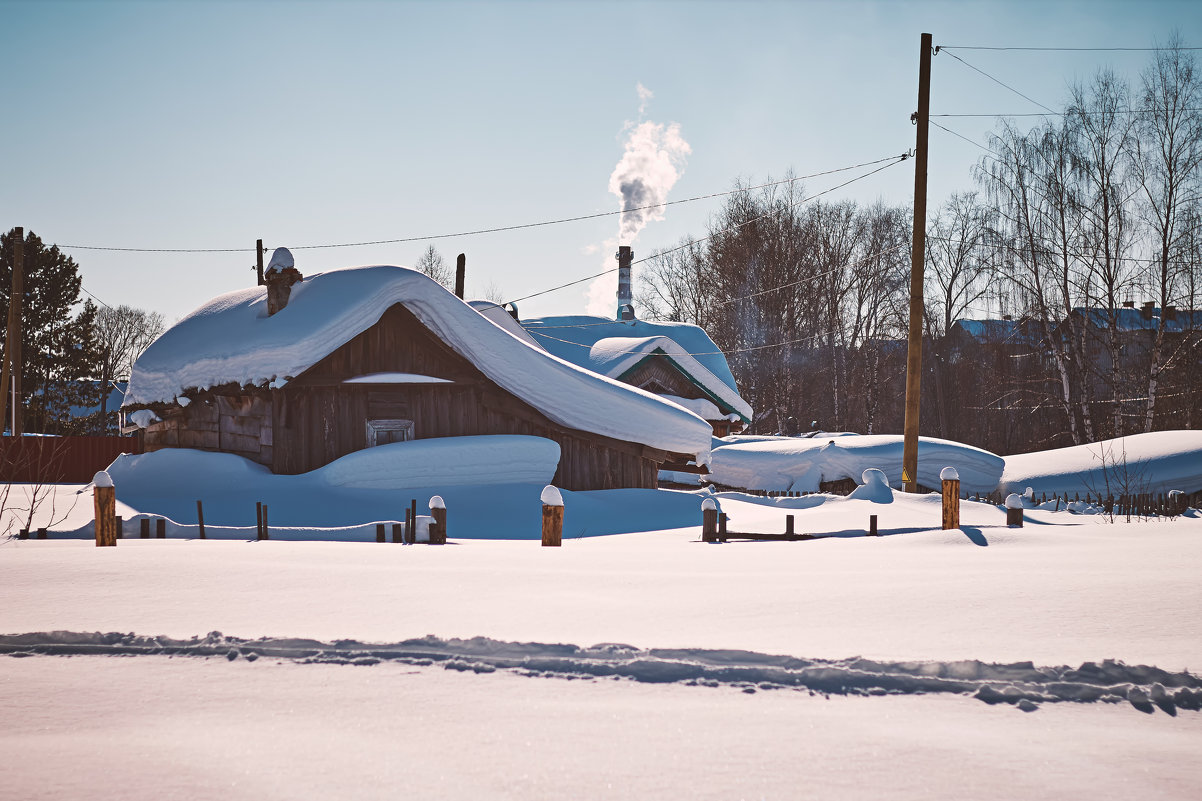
[940,50,1059,116]
[527,324,849,359]
[933,108,1202,118]
[930,120,1001,155]
[497,154,911,308]
[80,286,114,311]
[56,154,905,255]
[940,45,1202,52]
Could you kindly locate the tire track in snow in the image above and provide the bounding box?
[3,631,1200,715]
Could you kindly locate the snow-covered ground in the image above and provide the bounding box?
[4,434,1202,799]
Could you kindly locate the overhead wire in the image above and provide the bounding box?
[497,154,911,309]
[56,154,906,255]
[939,45,1202,52]
[939,49,1060,115]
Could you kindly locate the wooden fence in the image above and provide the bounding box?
[0,435,142,483]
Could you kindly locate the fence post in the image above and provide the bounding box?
[261,505,269,540]
[869,514,878,536]
[376,523,386,543]
[94,471,117,546]
[115,515,123,539]
[701,498,718,543]
[156,518,165,538]
[541,485,563,547]
[1005,493,1024,527]
[785,514,795,537]
[256,502,263,540]
[429,496,446,544]
[196,500,205,539]
[407,499,418,544]
[718,513,728,542]
[940,467,960,530]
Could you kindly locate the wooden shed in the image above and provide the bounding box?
[125,263,712,491]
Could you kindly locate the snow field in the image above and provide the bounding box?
[5,655,1200,801]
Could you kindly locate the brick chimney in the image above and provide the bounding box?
[1141,301,1155,321]
[265,247,302,316]
[616,245,634,321]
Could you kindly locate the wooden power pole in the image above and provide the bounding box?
[256,239,265,285]
[0,227,23,435]
[902,32,932,493]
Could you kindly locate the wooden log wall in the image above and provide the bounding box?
[144,393,272,467]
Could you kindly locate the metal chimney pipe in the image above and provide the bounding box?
[616,246,634,321]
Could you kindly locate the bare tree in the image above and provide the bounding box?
[415,244,452,288]
[94,304,164,432]
[1134,37,1202,431]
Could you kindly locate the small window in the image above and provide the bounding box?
[366,419,414,447]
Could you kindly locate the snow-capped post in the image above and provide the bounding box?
[541,485,563,547]
[429,496,447,544]
[264,247,302,316]
[940,466,960,530]
[1005,493,1024,528]
[701,497,719,543]
[93,471,116,547]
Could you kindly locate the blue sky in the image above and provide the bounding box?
[3,0,1200,324]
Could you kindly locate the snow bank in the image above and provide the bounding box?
[1000,431,1202,496]
[708,434,1004,494]
[100,446,703,539]
[125,266,711,458]
[319,436,559,489]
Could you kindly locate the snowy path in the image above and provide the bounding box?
[3,655,1199,801]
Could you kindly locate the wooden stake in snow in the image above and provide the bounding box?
[701,497,719,543]
[940,466,960,530]
[541,485,563,547]
[93,471,116,547]
[197,500,205,539]
[1005,493,1024,528]
[429,496,447,545]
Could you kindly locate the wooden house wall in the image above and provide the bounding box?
[144,394,272,466]
[269,304,665,490]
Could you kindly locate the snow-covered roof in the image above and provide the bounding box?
[125,266,712,457]
[467,300,544,350]
[521,315,753,423]
[951,318,1044,348]
[1073,307,1202,334]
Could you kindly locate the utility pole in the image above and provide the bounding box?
[0,227,23,435]
[902,32,932,493]
[256,239,264,285]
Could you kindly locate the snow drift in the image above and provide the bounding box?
[1000,431,1202,496]
[708,434,1004,494]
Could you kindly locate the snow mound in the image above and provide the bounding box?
[708,434,1004,494]
[266,247,294,273]
[1000,431,1202,496]
[847,468,893,503]
[319,435,559,490]
[125,266,711,459]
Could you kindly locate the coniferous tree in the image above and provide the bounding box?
[0,228,104,434]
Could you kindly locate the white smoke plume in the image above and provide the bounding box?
[583,85,691,316]
[636,82,654,115]
[608,120,691,244]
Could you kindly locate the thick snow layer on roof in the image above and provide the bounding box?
[1000,431,1202,495]
[522,315,752,422]
[708,434,1004,493]
[659,394,721,420]
[467,300,544,349]
[125,266,712,457]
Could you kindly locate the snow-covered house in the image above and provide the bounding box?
[122,257,713,491]
[519,316,753,437]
